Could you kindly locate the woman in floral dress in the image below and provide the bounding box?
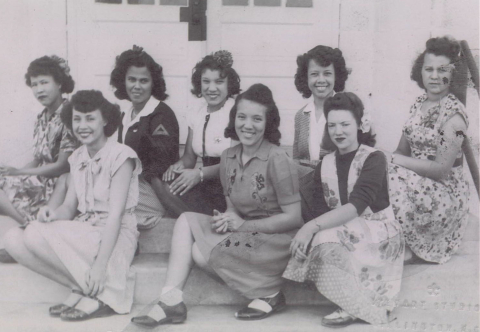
[388,37,469,264]
[283,92,405,328]
[4,90,141,321]
[0,55,77,225]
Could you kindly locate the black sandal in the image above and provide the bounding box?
[49,289,84,317]
[60,298,115,321]
[131,301,187,328]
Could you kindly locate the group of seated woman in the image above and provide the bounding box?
[0,35,470,329]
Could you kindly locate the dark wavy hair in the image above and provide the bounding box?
[224,84,281,146]
[323,92,376,148]
[110,46,168,101]
[25,56,75,93]
[411,36,461,90]
[295,45,349,98]
[191,54,241,98]
[61,90,121,137]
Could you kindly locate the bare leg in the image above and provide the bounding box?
[0,189,26,224]
[150,177,189,218]
[5,226,80,289]
[48,173,69,209]
[163,213,196,290]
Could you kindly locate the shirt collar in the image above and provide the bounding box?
[123,96,158,126]
[227,139,272,162]
[302,91,337,114]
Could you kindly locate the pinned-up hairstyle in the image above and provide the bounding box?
[224,83,281,146]
[323,92,376,148]
[61,90,121,137]
[191,50,241,98]
[295,45,349,98]
[110,45,168,101]
[25,55,75,93]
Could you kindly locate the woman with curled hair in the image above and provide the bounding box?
[388,36,469,264]
[292,45,349,221]
[284,92,405,328]
[132,84,302,328]
[161,50,241,216]
[4,90,142,321]
[0,55,78,227]
[110,46,179,230]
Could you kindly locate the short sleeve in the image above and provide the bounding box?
[349,151,387,214]
[267,151,300,206]
[60,125,79,153]
[110,145,142,178]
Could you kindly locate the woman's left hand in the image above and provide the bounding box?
[169,169,201,196]
[0,165,18,176]
[290,222,318,257]
[85,264,107,298]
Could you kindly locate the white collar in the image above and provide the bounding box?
[302,91,337,114]
[123,96,159,126]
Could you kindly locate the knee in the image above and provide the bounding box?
[3,227,25,256]
[22,225,43,253]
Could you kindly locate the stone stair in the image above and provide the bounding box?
[0,213,478,332]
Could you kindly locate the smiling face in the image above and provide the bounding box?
[201,69,229,112]
[307,60,335,101]
[421,53,453,98]
[235,99,267,150]
[125,66,153,108]
[72,109,107,147]
[30,75,63,110]
[327,110,359,155]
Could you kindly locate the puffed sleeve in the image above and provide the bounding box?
[267,151,300,206]
[142,104,179,182]
[59,125,78,154]
[110,145,142,178]
[349,151,387,215]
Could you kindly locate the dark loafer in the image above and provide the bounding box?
[235,292,286,321]
[131,301,187,328]
[49,289,84,317]
[60,299,115,321]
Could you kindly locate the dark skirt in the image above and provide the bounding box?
[184,212,296,299]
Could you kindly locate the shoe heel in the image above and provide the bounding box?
[172,314,186,324]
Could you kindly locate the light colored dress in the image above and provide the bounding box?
[388,93,470,264]
[0,101,78,221]
[28,140,141,313]
[186,140,301,299]
[283,145,405,325]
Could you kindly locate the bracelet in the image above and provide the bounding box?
[390,154,396,164]
[198,167,204,183]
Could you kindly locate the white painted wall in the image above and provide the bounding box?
[1,0,478,166]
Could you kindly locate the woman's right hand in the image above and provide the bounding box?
[162,161,185,182]
[290,222,318,258]
[37,206,56,223]
[211,209,229,233]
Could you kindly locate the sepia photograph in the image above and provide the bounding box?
[0,0,478,331]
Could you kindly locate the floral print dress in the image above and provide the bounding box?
[0,101,77,221]
[283,145,405,325]
[388,94,469,264]
[185,140,301,299]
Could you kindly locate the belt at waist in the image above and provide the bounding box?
[202,156,221,167]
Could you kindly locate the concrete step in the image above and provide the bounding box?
[138,213,479,254]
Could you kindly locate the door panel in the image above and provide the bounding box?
[207,0,340,145]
